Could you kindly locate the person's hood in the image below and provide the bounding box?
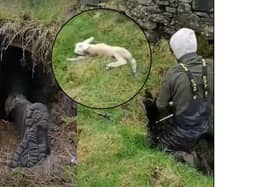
[169,28,197,60]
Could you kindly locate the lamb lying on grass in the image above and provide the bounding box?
[67,37,137,74]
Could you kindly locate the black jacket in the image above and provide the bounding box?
[156,53,214,115]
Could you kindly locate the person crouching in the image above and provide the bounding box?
[143,28,214,172]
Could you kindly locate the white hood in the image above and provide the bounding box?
[169,28,197,59]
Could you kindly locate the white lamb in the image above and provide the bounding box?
[67,37,137,74]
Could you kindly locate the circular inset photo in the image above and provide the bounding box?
[52,8,152,109]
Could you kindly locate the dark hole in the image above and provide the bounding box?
[0,46,51,119]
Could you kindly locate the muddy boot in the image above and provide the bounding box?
[173,151,211,174]
[173,151,197,167]
[5,95,49,168]
[195,151,213,174]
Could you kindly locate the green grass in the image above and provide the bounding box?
[0,0,77,24]
[0,1,213,185]
[77,41,214,187]
[52,10,151,108]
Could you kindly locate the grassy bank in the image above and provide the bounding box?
[0,1,214,186]
[0,1,79,186]
[0,0,77,24]
[77,40,214,187]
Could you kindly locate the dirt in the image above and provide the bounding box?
[0,119,77,187]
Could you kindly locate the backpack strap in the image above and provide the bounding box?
[202,59,209,98]
[179,59,209,99]
[179,63,198,100]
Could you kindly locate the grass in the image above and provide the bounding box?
[0,0,77,24]
[0,1,79,186]
[77,40,214,187]
[0,0,79,64]
[52,10,151,108]
[0,1,213,186]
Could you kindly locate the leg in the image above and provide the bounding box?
[142,90,162,147]
[5,71,49,168]
[105,53,127,70]
[5,94,49,168]
[67,55,89,62]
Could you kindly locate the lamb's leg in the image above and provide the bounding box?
[105,53,127,70]
[67,56,89,62]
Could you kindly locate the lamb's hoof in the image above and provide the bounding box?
[11,103,49,168]
[105,65,113,71]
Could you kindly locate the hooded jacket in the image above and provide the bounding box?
[156,28,214,116]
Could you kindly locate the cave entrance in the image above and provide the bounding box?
[0,45,52,117]
[0,45,52,167]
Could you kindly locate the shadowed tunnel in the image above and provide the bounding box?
[0,45,53,168]
[0,41,77,170]
[0,46,52,119]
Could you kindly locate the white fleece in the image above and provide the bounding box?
[169,28,197,59]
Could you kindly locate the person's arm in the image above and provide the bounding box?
[156,70,173,113]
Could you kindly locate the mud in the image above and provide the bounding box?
[0,119,77,186]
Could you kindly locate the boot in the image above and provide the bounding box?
[5,94,49,168]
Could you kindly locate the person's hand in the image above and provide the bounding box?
[143,88,154,107]
[168,101,176,114]
[144,88,153,100]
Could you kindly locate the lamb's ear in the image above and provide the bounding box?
[83,37,94,44]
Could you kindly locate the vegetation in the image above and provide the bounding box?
[77,40,214,187]
[0,0,77,24]
[0,1,78,186]
[0,1,213,186]
[0,0,78,64]
[52,10,151,108]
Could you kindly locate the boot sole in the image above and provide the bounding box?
[11,103,49,168]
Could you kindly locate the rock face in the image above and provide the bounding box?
[81,0,214,42]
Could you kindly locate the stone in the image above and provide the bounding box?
[195,12,210,18]
[139,20,158,30]
[163,26,177,35]
[150,12,173,25]
[154,0,169,6]
[175,13,200,28]
[101,0,214,41]
[165,7,177,13]
[178,1,191,13]
[179,0,192,3]
[168,0,178,8]
[81,0,101,6]
[131,5,149,18]
[137,0,153,5]
[147,5,163,14]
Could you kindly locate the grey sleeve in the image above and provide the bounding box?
[156,70,173,111]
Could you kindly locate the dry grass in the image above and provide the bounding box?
[0,19,58,64]
[0,0,79,64]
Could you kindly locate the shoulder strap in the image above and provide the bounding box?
[179,59,209,99]
[202,59,209,98]
[178,63,198,100]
